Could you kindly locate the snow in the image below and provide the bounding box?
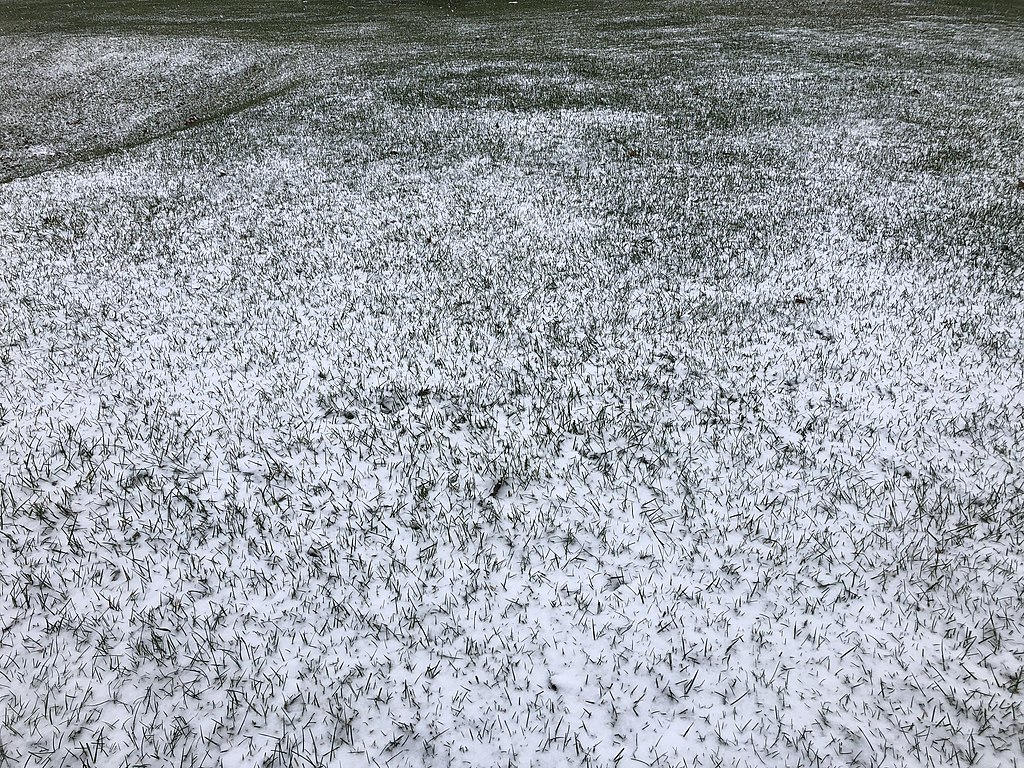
[1,1,1023,767]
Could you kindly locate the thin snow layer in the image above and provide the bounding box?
[1,5,1024,768]
[0,33,301,183]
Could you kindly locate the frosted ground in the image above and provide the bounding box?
[1,0,1023,765]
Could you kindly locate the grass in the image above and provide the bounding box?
[1,0,1023,766]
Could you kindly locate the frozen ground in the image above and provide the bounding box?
[1,0,1023,766]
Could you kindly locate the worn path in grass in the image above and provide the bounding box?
[1,1,1024,767]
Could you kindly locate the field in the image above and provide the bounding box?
[1,0,1023,766]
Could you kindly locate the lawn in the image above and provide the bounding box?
[1,0,1023,766]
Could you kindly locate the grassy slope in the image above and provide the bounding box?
[1,1,1023,766]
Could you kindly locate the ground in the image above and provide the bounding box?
[0,1,1023,766]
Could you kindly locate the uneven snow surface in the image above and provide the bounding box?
[1,1,1023,766]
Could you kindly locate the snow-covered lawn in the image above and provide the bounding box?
[1,1,1023,766]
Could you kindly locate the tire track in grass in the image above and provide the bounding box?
[0,73,306,185]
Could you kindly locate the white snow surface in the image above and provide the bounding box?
[1,5,1023,767]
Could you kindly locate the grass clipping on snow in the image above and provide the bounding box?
[1,6,1024,768]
